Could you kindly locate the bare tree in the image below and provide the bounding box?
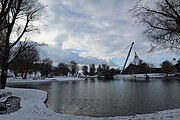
[160,60,174,76]
[89,64,96,76]
[69,61,78,77]
[0,0,46,89]
[38,58,53,77]
[10,42,39,79]
[82,65,88,76]
[0,0,13,31]
[58,63,69,76]
[131,0,180,52]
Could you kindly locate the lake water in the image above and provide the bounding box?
[7,78,180,117]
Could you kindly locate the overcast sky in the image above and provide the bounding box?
[33,0,179,67]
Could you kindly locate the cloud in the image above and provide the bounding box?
[39,43,110,66]
[36,0,179,67]
[45,0,139,57]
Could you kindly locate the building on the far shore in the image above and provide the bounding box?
[123,52,163,74]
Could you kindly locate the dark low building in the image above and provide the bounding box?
[123,52,164,74]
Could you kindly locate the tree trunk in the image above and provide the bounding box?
[23,70,28,79]
[0,67,8,89]
[0,51,9,89]
[0,31,10,89]
[166,73,169,77]
[0,18,13,89]
[14,72,18,77]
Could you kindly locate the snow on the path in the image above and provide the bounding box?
[1,77,180,120]
[0,88,96,120]
[7,76,85,84]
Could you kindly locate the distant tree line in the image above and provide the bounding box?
[51,61,79,77]
[82,64,120,77]
[9,57,80,79]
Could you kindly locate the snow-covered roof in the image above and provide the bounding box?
[131,52,143,65]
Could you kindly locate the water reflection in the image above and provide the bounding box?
[7,78,180,117]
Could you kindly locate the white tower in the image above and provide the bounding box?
[131,52,142,65]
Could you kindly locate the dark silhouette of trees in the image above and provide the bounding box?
[69,61,78,76]
[96,64,111,77]
[110,68,116,76]
[82,65,88,76]
[174,59,180,73]
[89,64,96,76]
[97,65,103,75]
[97,64,109,74]
[30,62,39,77]
[0,0,46,89]
[160,60,174,76]
[39,58,53,77]
[58,62,69,76]
[10,42,39,79]
[114,68,121,75]
[52,64,69,77]
[138,62,150,73]
[131,0,180,51]
[102,64,110,71]
[51,66,59,76]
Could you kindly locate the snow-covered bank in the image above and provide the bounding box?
[7,76,85,84]
[1,88,180,120]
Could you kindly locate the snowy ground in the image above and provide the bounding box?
[7,76,85,84]
[1,77,180,120]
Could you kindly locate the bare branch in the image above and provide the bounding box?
[9,16,30,49]
[131,0,180,52]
